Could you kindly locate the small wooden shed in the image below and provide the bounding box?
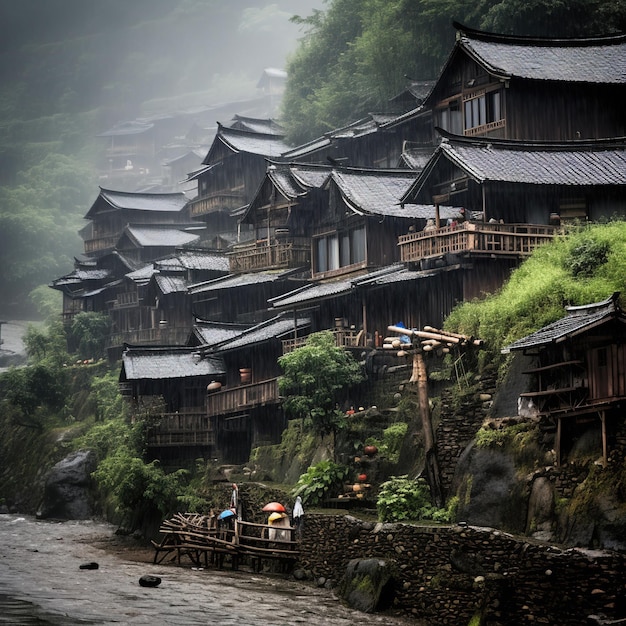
[502,292,626,465]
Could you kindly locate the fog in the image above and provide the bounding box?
[0,0,324,122]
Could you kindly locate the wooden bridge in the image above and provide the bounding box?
[152,512,299,573]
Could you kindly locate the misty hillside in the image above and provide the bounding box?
[0,0,322,316]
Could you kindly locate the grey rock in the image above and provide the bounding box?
[38,450,98,520]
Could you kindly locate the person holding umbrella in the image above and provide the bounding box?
[292,495,304,537]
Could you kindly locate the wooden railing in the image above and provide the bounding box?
[188,191,245,217]
[107,326,191,348]
[281,328,364,354]
[84,236,118,254]
[398,222,556,263]
[228,240,310,272]
[145,410,214,447]
[206,379,279,417]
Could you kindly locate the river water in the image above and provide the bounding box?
[0,515,414,625]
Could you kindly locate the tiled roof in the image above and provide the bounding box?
[213,315,311,352]
[460,30,626,84]
[398,146,436,171]
[96,189,188,212]
[280,136,332,160]
[439,138,626,185]
[290,164,333,189]
[208,124,292,160]
[121,347,226,380]
[270,280,353,308]
[97,120,154,137]
[502,293,624,353]
[192,322,253,347]
[268,167,307,200]
[189,270,295,295]
[228,116,285,136]
[122,225,200,248]
[154,274,187,295]
[126,264,157,282]
[155,250,229,273]
[330,169,438,219]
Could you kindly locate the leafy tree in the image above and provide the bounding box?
[278,330,364,438]
[23,320,69,367]
[0,363,69,430]
[70,312,111,360]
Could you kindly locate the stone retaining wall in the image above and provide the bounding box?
[297,514,626,625]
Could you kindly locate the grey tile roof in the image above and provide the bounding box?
[97,120,154,137]
[123,225,200,248]
[192,322,253,347]
[213,316,311,352]
[154,274,187,295]
[280,136,332,160]
[126,264,157,282]
[96,189,188,212]
[398,146,436,171]
[228,116,285,135]
[155,250,229,273]
[290,164,333,189]
[439,138,626,185]
[502,293,624,353]
[213,125,292,158]
[121,348,226,380]
[461,33,626,84]
[270,279,353,308]
[330,169,440,219]
[188,270,294,295]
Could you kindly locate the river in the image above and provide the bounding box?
[0,515,415,625]
[0,320,38,372]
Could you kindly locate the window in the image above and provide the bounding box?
[463,89,502,132]
[438,100,462,135]
[315,227,366,274]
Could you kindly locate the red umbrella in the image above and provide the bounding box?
[262,502,286,513]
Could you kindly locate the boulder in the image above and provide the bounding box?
[338,558,394,613]
[38,450,97,520]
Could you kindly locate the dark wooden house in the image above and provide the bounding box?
[119,346,226,461]
[502,293,626,466]
[186,122,291,242]
[229,162,331,273]
[83,188,191,258]
[107,250,230,356]
[201,314,311,463]
[424,22,626,142]
[398,133,626,276]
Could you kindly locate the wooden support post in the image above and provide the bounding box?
[556,417,562,466]
[415,350,444,508]
[601,410,607,466]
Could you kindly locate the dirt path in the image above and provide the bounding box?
[0,515,413,625]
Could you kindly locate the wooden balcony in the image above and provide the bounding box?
[107,326,191,348]
[145,410,214,447]
[281,328,365,354]
[188,191,245,217]
[206,378,279,417]
[228,239,310,272]
[84,236,118,254]
[398,222,557,264]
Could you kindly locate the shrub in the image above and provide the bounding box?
[376,476,436,522]
[292,460,351,506]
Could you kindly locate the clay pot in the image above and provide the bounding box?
[358,473,367,482]
[363,445,378,457]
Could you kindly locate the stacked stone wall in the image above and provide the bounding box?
[298,514,625,625]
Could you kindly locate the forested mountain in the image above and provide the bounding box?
[0,0,321,316]
[1,0,625,317]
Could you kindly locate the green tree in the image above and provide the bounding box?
[70,312,111,360]
[278,330,364,439]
